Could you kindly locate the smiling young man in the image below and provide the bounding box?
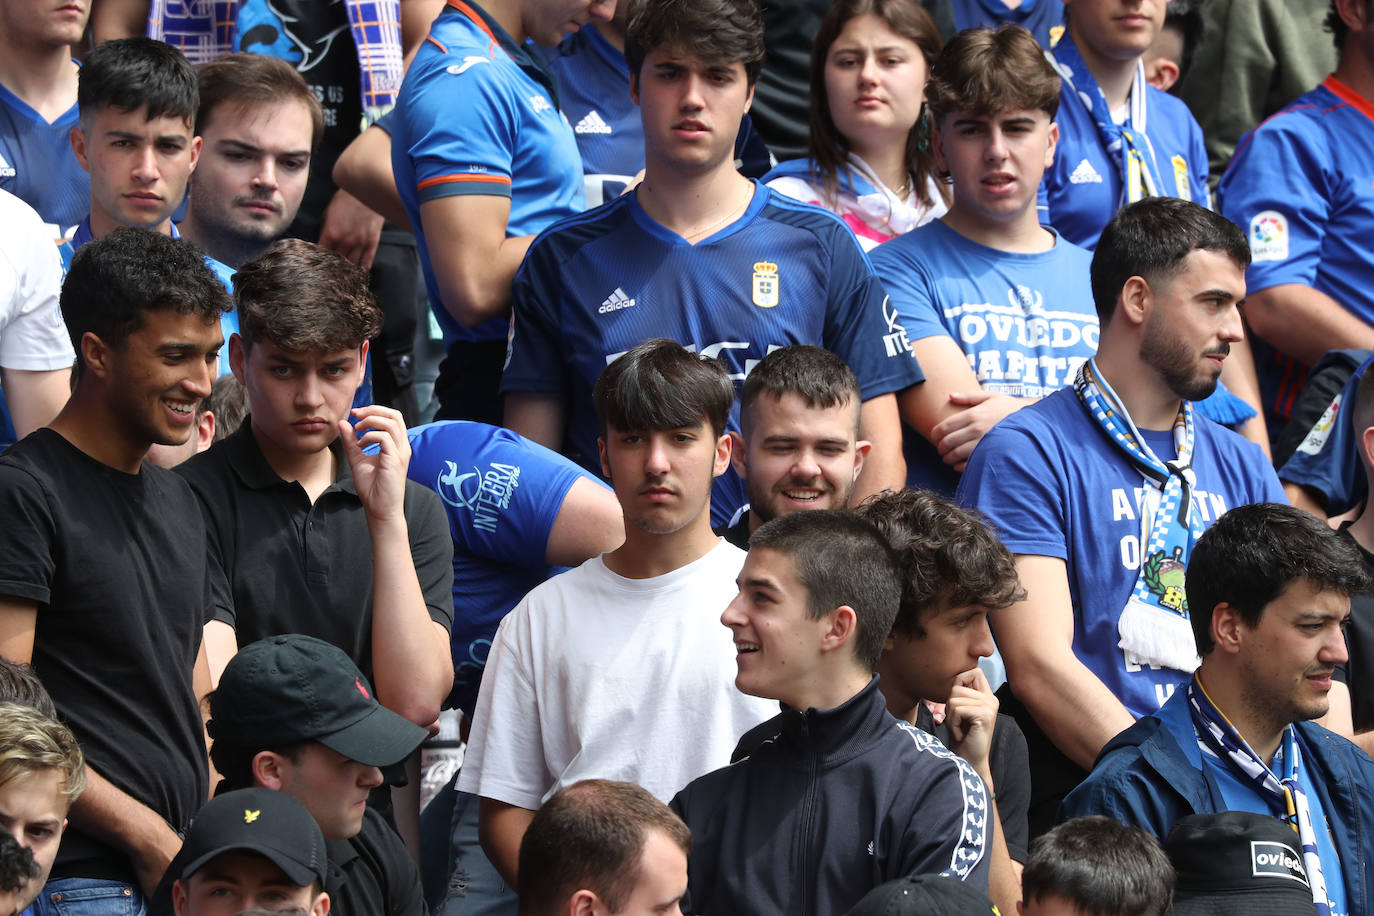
[1061,502,1374,916]
[62,37,200,264]
[170,788,329,916]
[459,340,774,893]
[175,240,454,728]
[671,509,990,914]
[717,345,869,548]
[870,25,1099,496]
[0,228,229,911]
[502,0,921,529]
[957,197,1287,837]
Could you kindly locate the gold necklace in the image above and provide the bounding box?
[681,192,751,242]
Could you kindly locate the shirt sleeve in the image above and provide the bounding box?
[956,423,1069,559]
[453,602,548,809]
[1277,358,1369,514]
[406,483,456,632]
[400,56,518,203]
[1219,116,1331,293]
[869,240,947,343]
[989,716,1032,863]
[821,229,924,399]
[0,463,56,604]
[895,733,992,892]
[0,207,75,371]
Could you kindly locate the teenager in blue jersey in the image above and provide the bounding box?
[405,420,624,914]
[922,0,1065,48]
[389,0,613,426]
[0,0,89,242]
[956,198,1284,837]
[503,0,921,527]
[1218,0,1374,436]
[872,25,1097,497]
[1038,0,1209,252]
[1060,503,1374,916]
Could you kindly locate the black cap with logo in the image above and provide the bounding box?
[208,635,428,768]
[1166,810,1321,915]
[179,788,327,887]
[845,874,1001,916]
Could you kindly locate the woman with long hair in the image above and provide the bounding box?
[765,0,948,250]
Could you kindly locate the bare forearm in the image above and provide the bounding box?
[369,516,451,725]
[976,763,1021,916]
[435,235,533,328]
[68,768,183,895]
[1246,284,1374,366]
[478,799,535,888]
[1010,659,1135,770]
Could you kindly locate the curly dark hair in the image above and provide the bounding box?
[233,239,381,353]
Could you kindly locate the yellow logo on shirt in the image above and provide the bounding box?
[752,261,779,308]
[1171,155,1191,201]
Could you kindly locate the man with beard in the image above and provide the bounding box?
[716,346,868,548]
[956,197,1285,835]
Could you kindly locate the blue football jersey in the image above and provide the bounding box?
[392,0,585,348]
[0,83,88,242]
[502,182,924,525]
[953,0,1064,48]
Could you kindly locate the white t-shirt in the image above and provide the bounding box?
[458,539,775,806]
[0,189,72,372]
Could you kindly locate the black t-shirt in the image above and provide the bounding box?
[751,0,830,162]
[0,429,210,882]
[1335,526,1374,732]
[175,419,454,684]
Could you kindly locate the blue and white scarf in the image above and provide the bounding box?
[1188,676,1332,915]
[1075,359,1203,672]
[1048,32,1184,205]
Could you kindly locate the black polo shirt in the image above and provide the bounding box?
[326,808,427,916]
[176,418,454,682]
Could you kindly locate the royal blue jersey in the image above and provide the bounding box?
[952,0,1064,48]
[0,82,87,242]
[536,26,773,207]
[1218,78,1374,428]
[871,220,1098,494]
[502,182,924,525]
[392,0,585,348]
[1277,352,1374,516]
[1040,83,1210,250]
[956,387,1284,718]
[406,420,602,715]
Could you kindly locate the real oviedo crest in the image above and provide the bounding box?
[752,261,779,308]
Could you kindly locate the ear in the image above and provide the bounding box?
[70,127,90,173]
[570,889,599,915]
[1337,0,1371,33]
[252,749,290,790]
[713,431,732,479]
[931,120,949,175]
[172,879,189,916]
[1144,57,1180,92]
[1362,424,1374,472]
[819,605,858,656]
[356,339,370,388]
[312,890,331,916]
[188,134,203,173]
[80,331,113,381]
[1117,275,1152,328]
[229,333,247,385]
[598,436,611,478]
[629,70,641,107]
[729,430,748,478]
[197,410,216,453]
[1211,601,1245,656]
[853,438,871,480]
[742,80,755,115]
[882,633,896,653]
[1044,120,1060,169]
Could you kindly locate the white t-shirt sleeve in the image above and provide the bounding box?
[455,595,548,810]
[0,192,74,371]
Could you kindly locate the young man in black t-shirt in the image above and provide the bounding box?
[858,489,1031,916]
[0,229,231,910]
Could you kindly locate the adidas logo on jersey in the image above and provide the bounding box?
[0,153,13,179]
[575,110,613,135]
[1069,158,1103,185]
[599,288,636,314]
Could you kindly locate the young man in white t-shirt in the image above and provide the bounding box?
[458,338,774,890]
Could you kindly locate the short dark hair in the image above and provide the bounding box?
[739,345,861,435]
[857,490,1023,637]
[593,339,735,438]
[0,657,57,719]
[233,239,381,353]
[807,0,946,211]
[926,25,1061,122]
[61,229,232,370]
[1090,198,1250,322]
[625,0,766,84]
[748,510,901,670]
[517,779,691,915]
[1023,817,1174,916]
[1161,0,1204,83]
[78,37,198,132]
[207,374,248,442]
[196,53,325,149]
[1187,502,1370,655]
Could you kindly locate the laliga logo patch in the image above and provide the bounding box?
[1251,841,1310,886]
[1249,210,1289,263]
[752,261,779,308]
[1298,392,1343,457]
[1171,155,1191,201]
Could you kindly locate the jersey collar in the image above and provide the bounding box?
[1324,75,1374,124]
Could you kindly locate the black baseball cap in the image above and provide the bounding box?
[845,875,1001,916]
[208,635,428,767]
[179,788,327,887]
[1166,811,1319,915]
